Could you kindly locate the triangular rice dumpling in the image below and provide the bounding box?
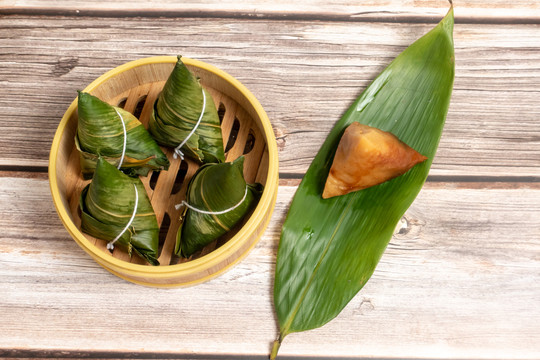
[148,55,225,164]
[80,158,160,265]
[175,156,263,258]
[76,91,169,179]
[323,122,427,199]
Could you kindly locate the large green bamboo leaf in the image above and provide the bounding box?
[272,7,454,356]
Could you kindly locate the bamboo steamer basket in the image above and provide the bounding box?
[49,56,279,287]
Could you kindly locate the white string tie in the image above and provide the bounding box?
[107,184,139,251]
[173,88,206,160]
[115,108,127,169]
[175,186,248,215]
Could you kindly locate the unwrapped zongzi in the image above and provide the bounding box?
[76,91,169,179]
[80,158,160,265]
[175,156,262,258]
[323,122,427,198]
[149,55,225,164]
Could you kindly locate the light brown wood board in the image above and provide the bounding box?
[0,177,539,358]
[0,16,539,178]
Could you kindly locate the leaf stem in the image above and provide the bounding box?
[270,333,285,360]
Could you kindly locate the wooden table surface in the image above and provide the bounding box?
[1,1,539,359]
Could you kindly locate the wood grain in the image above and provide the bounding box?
[0,16,539,178]
[1,2,539,357]
[2,0,539,23]
[0,176,539,358]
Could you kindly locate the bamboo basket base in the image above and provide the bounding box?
[50,57,277,286]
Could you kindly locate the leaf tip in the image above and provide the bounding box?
[439,0,455,41]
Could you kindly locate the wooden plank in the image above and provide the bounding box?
[1,0,539,23]
[0,16,539,178]
[0,176,539,358]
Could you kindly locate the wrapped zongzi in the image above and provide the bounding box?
[149,55,225,164]
[175,156,263,258]
[76,91,169,179]
[80,157,160,265]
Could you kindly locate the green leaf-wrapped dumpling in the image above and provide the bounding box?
[80,158,160,265]
[175,156,263,258]
[149,55,225,164]
[76,91,170,179]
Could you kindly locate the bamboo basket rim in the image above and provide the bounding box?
[49,56,279,283]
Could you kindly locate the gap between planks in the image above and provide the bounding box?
[1,7,539,25]
[0,348,376,360]
[1,169,540,190]
[277,177,540,190]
